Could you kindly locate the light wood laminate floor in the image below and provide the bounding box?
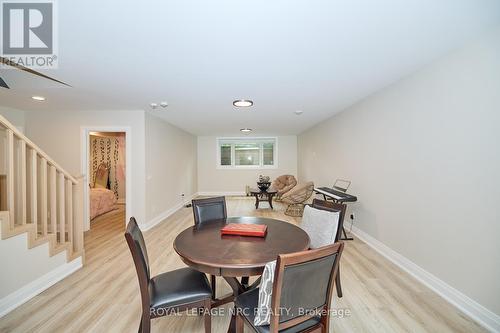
[0,198,485,333]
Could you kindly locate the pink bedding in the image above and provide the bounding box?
[90,188,117,220]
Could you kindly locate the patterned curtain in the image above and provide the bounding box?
[90,135,126,199]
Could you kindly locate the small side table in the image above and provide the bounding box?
[250,188,277,209]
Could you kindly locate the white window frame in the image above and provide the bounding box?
[216,137,278,169]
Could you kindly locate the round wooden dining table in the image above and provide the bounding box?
[174,216,310,332]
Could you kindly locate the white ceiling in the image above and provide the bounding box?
[1,0,500,135]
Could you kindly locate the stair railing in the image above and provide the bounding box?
[0,114,84,260]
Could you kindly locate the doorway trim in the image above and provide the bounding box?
[80,126,132,231]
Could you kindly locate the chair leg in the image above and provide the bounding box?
[139,314,151,333]
[335,267,343,298]
[236,313,244,333]
[204,299,211,333]
[211,275,216,299]
[320,312,330,333]
[249,276,262,289]
[240,276,249,287]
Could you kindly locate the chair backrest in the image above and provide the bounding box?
[270,242,344,331]
[282,181,314,202]
[301,205,340,248]
[272,175,297,190]
[312,199,346,242]
[125,217,151,312]
[192,196,227,225]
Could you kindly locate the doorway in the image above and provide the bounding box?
[81,127,132,231]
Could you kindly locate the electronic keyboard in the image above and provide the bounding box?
[314,187,357,203]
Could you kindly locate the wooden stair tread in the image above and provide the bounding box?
[1,223,32,239]
[50,244,70,258]
[1,215,82,262]
[28,234,49,248]
[68,249,84,262]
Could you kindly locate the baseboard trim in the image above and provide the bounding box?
[350,226,500,333]
[141,193,198,231]
[197,191,246,196]
[0,257,83,318]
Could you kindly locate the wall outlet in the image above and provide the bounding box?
[350,214,354,220]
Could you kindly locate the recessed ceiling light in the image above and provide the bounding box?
[294,110,303,115]
[150,102,158,109]
[240,128,252,133]
[32,96,46,101]
[233,99,253,107]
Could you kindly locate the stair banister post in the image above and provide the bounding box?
[73,175,85,263]
[6,129,15,227]
[20,140,27,225]
[57,173,65,243]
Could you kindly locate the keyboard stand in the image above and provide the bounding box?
[320,193,354,241]
[341,227,353,241]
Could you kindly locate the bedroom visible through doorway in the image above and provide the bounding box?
[88,131,126,229]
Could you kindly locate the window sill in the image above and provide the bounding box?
[216,165,278,170]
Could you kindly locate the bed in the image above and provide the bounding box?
[90,188,117,220]
[90,163,117,220]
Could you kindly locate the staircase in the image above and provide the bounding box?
[0,114,84,264]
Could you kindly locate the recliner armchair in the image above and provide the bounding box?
[271,175,297,199]
[281,181,314,217]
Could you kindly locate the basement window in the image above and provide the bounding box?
[217,138,277,169]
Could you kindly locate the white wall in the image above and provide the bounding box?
[298,27,500,320]
[0,229,66,299]
[145,112,197,223]
[0,107,25,133]
[23,110,146,224]
[197,136,298,194]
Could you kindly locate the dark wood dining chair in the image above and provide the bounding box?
[234,242,344,333]
[192,196,227,225]
[125,217,212,333]
[192,196,235,297]
[311,198,346,298]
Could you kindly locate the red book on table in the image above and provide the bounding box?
[220,223,267,237]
